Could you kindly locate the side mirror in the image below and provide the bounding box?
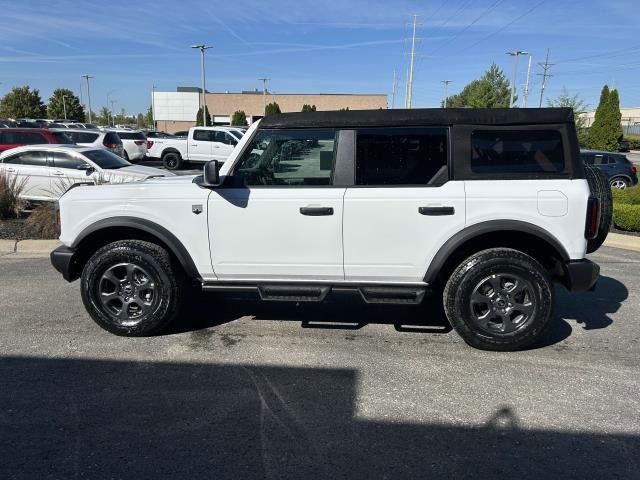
[77,163,95,174]
[202,160,220,186]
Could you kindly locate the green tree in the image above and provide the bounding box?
[0,86,46,118]
[301,104,316,112]
[96,107,110,126]
[587,85,621,151]
[265,102,281,116]
[445,63,512,108]
[231,110,248,126]
[196,106,211,126]
[145,106,154,128]
[46,88,84,121]
[607,88,623,143]
[548,87,589,147]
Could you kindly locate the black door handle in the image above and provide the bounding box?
[300,206,334,216]
[419,206,455,216]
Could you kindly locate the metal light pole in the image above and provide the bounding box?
[62,95,68,120]
[522,55,532,108]
[506,51,528,107]
[151,84,157,129]
[258,77,270,113]
[441,80,452,108]
[81,74,94,123]
[191,44,212,126]
[405,14,419,108]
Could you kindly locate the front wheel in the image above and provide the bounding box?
[80,240,183,336]
[443,248,554,351]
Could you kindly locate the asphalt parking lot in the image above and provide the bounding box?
[1,246,639,479]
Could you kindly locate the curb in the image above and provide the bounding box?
[603,232,640,252]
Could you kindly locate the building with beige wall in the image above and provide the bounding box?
[580,107,640,127]
[154,90,387,133]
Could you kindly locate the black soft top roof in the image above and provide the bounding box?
[259,107,574,129]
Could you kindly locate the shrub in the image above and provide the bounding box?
[231,110,248,126]
[613,203,640,232]
[612,185,640,205]
[0,171,28,219]
[22,203,60,239]
[627,138,640,150]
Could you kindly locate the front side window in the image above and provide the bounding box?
[68,132,99,143]
[233,129,336,186]
[471,130,565,174]
[356,127,448,185]
[51,131,74,144]
[52,152,83,169]
[214,131,237,145]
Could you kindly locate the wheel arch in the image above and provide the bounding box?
[424,220,570,287]
[161,147,182,159]
[68,217,200,282]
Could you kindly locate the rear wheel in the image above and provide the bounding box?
[610,176,630,190]
[80,240,183,336]
[443,248,554,351]
[585,164,612,253]
[162,152,183,170]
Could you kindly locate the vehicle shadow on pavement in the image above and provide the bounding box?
[1,356,638,479]
[169,291,452,336]
[537,275,627,348]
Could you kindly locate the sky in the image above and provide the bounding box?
[0,0,638,115]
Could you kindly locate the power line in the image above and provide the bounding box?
[429,0,505,56]
[466,0,547,50]
[538,48,554,107]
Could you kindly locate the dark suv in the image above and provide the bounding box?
[580,149,638,189]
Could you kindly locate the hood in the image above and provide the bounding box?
[114,165,175,177]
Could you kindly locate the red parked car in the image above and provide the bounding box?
[0,128,74,153]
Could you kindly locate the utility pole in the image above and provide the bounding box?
[522,55,532,108]
[405,14,419,109]
[506,51,528,107]
[258,77,270,113]
[81,74,94,123]
[110,100,117,127]
[191,44,212,126]
[62,95,68,121]
[441,80,452,108]
[538,48,554,108]
[390,69,398,109]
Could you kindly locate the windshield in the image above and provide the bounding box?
[82,149,132,169]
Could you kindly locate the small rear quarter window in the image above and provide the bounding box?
[471,130,564,174]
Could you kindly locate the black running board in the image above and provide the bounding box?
[202,282,427,305]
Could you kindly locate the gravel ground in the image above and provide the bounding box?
[0,246,639,479]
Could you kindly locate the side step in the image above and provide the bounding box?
[203,282,427,305]
[358,287,426,305]
[257,285,330,302]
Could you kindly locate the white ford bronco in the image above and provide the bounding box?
[51,108,609,351]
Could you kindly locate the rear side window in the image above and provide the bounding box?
[68,132,99,143]
[117,132,145,141]
[0,131,47,145]
[2,151,48,166]
[356,127,448,185]
[471,130,564,174]
[193,130,212,141]
[51,131,74,144]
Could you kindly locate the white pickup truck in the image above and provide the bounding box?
[147,126,242,170]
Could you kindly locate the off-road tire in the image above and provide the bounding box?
[162,152,183,170]
[443,248,554,351]
[81,240,183,336]
[585,164,612,253]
